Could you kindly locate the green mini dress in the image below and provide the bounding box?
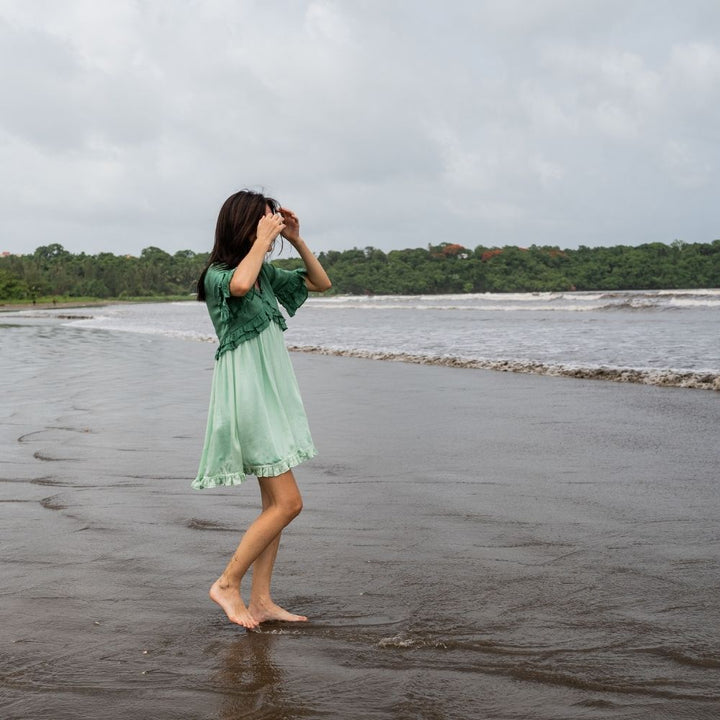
[192,263,317,489]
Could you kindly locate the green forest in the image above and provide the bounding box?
[1,239,719,303]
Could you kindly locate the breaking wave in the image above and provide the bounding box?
[306,288,720,313]
[287,345,720,391]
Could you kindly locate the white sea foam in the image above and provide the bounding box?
[287,345,720,391]
[668,297,720,308]
[306,301,604,312]
[307,289,720,312]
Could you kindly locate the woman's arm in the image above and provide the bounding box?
[229,213,286,296]
[280,207,332,292]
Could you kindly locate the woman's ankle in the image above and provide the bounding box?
[249,592,272,607]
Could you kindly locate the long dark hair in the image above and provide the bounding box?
[196,189,280,301]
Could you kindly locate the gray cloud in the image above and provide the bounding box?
[1,0,719,257]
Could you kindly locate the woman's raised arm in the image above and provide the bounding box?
[279,207,332,293]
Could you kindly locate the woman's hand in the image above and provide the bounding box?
[255,212,286,250]
[279,207,301,245]
[276,207,332,292]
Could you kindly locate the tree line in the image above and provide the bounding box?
[1,239,718,302]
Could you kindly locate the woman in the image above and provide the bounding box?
[193,189,331,629]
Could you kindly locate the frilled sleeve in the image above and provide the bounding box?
[204,265,236,324]
[265,264,309,316]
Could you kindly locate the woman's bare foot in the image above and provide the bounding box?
[210,578,259,629]
[248,597,308,624]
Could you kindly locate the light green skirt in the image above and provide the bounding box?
[192,322,317,489]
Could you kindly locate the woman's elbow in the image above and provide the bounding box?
[229,279,252,297]
[307,278,332,293]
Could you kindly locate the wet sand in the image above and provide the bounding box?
[1,322,719,719]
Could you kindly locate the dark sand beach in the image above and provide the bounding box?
[1,321,719,719]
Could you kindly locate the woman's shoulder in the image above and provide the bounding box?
[204,263,235,286]
[207,262,233,275]
[202,264,237,309]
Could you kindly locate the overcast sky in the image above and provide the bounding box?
[1,0,719,257]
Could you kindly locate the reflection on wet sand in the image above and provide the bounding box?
[214,633,309,720]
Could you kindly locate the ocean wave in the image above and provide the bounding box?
[307,290,720,312]
[305,302,603,312]
[597,301,667,311]
[306,301,677,312]
[668,297,720,308]
[59,318,216,343]
[287,345,720,391]
[654,288,720,296]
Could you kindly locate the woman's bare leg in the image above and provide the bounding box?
[209,470,303,629]
[248,475,308,623]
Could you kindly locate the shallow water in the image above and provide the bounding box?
[10,287,720,390]
[1,320,719,719]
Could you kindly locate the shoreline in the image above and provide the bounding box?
[0,299,114,312]
[3,301,718,392]
[0,296,191,313]
[288,345,720,391]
